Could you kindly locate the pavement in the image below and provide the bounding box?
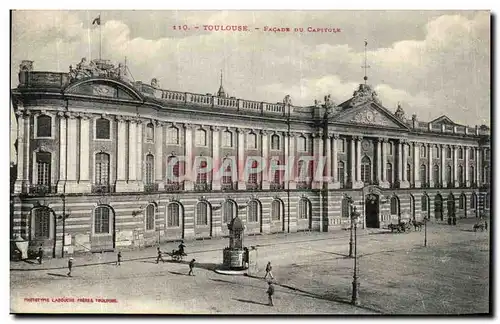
[10,217,490,314]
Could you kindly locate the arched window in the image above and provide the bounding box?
[222,158,233,185]
[167,156,180,184]
[196,129,207,146]
[247,132,257,149]
[420,164,427,185]
[446,165,452,184]
[145,204,155,231]
[390,196,399,215]
[421,195,429,212]
[248,200,259,223]
[470,194,476,209]
[271,200,282,221]
[96,118,111,139]
[298,198,311,219]
[338,161,345,186]
[95,153,110,185]
[447,147,452,159]
[458,165,464,186]
[36,115,52,137]
[458,147,463,159]
[271,134,280,150]
[388,142,393,155]
[386,163,393,184]
[433,164,440,185]
[166,126,179,144]
[33,207,51,239]
[167,203,180,227]
[434,145,440,158]
[297,136,307,152]
[361,156,371,183]
[459,194,466,210]
[406,163,412,183]
[222,130,233,147]
[341,198,350,218]
[36,152,51,185]
[223,200,236,223]
[145,154,154,185]
[339,138,345,153]
[146,123,154,142]
[248,160,258,184]
[420,145,426,158]
[94,206,110,234]
[469,166,475,184]
[196,159,208,184]
[196,202,208,225]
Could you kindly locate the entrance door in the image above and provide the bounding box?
[365,194,379,228]
[434,194,443,221]
[447,194,455,219]
[91,206,115,252]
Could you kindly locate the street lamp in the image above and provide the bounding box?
[58,193,70,258]
[424,217,427,247]
[351,206,361,305]
[345,194,354,258]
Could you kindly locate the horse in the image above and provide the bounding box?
[412,220,424,231]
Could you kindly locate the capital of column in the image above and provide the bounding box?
[65,112,77,119]
[261,130,271,136]
[354,135,363,141]
[155,120,165,127]
[57,111,66,118]
[183,123,195,130]
[210,125,221,132]
[399,138,408,144]
[332,133,340,140]
[312,131,323,138]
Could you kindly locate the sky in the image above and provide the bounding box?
[9,10,491,161]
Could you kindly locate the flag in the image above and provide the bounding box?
[92,15,101,26]
[364,40,368,46]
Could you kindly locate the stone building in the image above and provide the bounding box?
[10,59,491,257]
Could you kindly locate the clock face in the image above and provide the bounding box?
[365,111,375,122]
[362,140,370,150]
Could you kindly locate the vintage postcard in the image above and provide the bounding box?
[9,9,491,315]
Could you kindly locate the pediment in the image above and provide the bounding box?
[332,102,409,129]
[430,115,455,126]
[64,79,143,102]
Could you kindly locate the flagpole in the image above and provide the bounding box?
[99,13,102,61]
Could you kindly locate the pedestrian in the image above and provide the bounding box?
[37,245,43,265]
[188,258,196,276]
[156,247,165,264]
[178,241,186,255]
[67,257,73,277]
[264,261,274,280]
[117,251,122,266]
[485,220,488,231]
[266,281,275,306]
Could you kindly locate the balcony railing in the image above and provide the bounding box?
[91,184,115,194]
[270,183,284,190]
[246,182,260,191]
[296,182,311,190]
[221,182,234,190]
[421,182,429,188]
[29,184,57,195]
[194,182,211,191]
[144,183,159,192]
[165,182,182,191]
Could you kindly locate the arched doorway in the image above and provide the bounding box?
[434,194,443,221]
[447,193,455,221]
[91,205,116,252]
[365,193,379,228]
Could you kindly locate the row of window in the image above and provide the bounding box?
[31,199,313,239]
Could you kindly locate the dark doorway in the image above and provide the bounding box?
[435,194,443,221]
[447,193,455,220]
[365,194,379,228]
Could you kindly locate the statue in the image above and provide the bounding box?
[314,99,320,107]
[350,83,381,107]
[324,94,332,108]
[283,94,292,106]
[19,60,33,72]
[151,78,159,88]
[394,103,405,121]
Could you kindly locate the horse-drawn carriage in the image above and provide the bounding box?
[388,221,412,233]
[166,249,187,261]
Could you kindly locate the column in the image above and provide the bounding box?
[115,116,128,191]
[325,134,332,182]
[261,131,270,190]
[313,132,323,189]
[349,137,355,187]
[400,140,409,188]
[184,124,194,191]
[428,144,433,187]
[441,145,446,186]
[211,126,221,190]
[397,140,403,187]
[14,111,26,193]
[283,132,289,188]
[237,128,246,190]
[464,146,470,187]
[381,138,388,188]
[476,148,481,186]
[57,112,67,192]
[376,138,382,184]
[65,114,78,192]
[330,134,340,189]
[413,142,421,188]
[355,136,362,185]
[288,133,296,190]
[155,121,164,190]
[136,120,143,185]
[453,145,458,187]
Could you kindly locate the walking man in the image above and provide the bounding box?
[37,245,43,265]
[188,258,196,276]
[264,261,274,280]
[117,251,122,266]
[485,220,488,231]
[267,281,275,306]
[67,257,73,277]
[156,247,165,264]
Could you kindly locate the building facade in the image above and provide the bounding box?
[10,59,491,257]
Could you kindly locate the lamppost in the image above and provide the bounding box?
[58,194,70,258]
[424,217,427,247]
[351,205,361,306]
[345,194,354,258]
